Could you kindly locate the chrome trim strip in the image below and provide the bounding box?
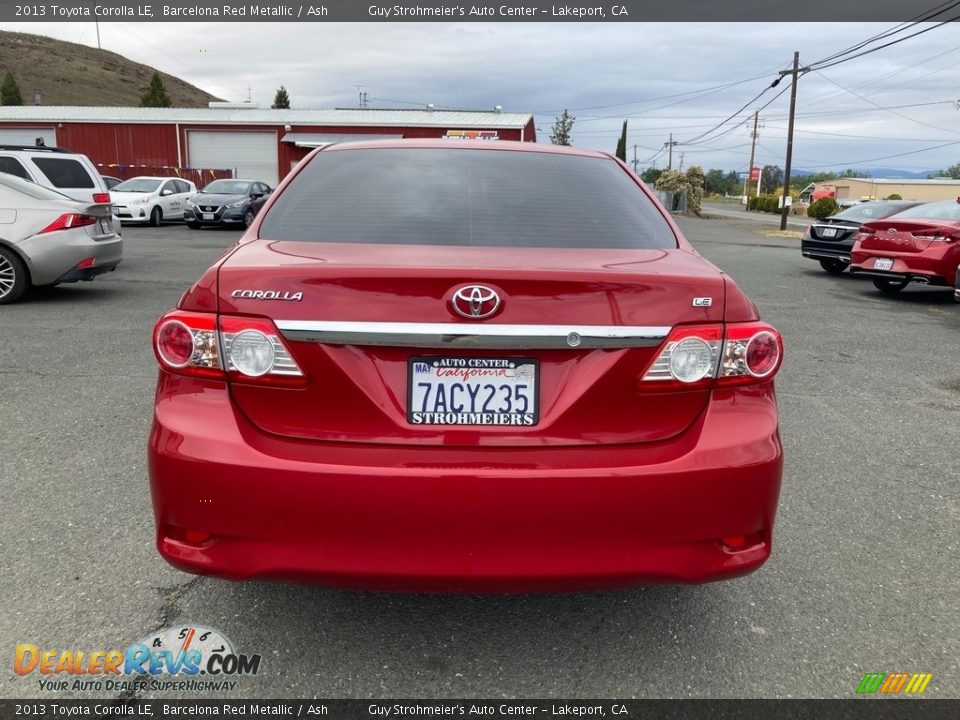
[275,320,671,349]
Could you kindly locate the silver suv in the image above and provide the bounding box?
[0,144,110,204]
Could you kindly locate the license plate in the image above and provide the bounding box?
[202,213,214,221]
[874,258,894,271]
[408,357,539,426]
[98,218,111,234]
[821,227,837,238]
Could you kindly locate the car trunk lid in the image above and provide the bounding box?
[217,241,726,447]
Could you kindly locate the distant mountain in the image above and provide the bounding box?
[854,167,943,179]
[0,31,218,107]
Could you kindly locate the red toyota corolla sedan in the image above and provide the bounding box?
[148,140,784,592]
[850,200,960,294]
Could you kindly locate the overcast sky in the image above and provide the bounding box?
[5,21,960,174]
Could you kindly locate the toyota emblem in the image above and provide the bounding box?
[451,285,501,319]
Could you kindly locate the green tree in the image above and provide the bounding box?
[704,169,728,195]
[807,197,838,219]
[1,72,23,106]
[140,71,172,108]
[933,162,960,179]
[615,120,627,161]
[641,168,663,185]
[550,109,575,146]
[271,85,291,109]
[761,164,783,191]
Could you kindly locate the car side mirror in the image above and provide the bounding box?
[161,189,173,196]
[251,192,263,199]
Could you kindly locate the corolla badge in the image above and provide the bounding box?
[451,285,501,319]
[231,289,303,301]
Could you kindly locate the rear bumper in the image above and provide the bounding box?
[18,231,123,286]
[801,238,853,263]
[850,246,958,287]
[148,375,783,593]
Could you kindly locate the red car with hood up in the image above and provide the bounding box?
[148,140,784,593]
[850,199,960,294]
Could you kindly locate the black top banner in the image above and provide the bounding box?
[3,0,959,22]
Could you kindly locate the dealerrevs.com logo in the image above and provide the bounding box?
[14,625,261,693]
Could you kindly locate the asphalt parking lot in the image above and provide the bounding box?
[1,216,958,699]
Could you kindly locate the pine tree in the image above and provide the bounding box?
[140,71,172,108]
[271,86,291,109]
[615,120,627,161]
[550,109,575,146]
[1,72,23,106]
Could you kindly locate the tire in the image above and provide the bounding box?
[0,245,29,305]
[149,206,163,227]
[873,277,909,294]
[243,209,255,228]
[819,259,849,275]
[186,222,201,230]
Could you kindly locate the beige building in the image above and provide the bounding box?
[821,177,960,202]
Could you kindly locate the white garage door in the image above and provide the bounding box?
[0,128,57,147]
[187,130,278,186]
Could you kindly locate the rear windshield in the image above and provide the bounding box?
[834,202,915,221]
[259,148,678,249]
[891,201,960,221]
[31,157,95,189]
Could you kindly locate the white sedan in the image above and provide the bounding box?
[110,176,197,226]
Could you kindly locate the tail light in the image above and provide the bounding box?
[640,322,783,390]
[152,310,305,386]
[912,228,958,243]
[92,192,112,204]
[39,213,98,234]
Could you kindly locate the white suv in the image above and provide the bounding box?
[0,145,111,204]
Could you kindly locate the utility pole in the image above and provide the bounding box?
[744,111,759,211]
[664,133,678,170]
[678,152,685,172]
[95,22,101,50]
[779,52,808,231]
[632,145,638,173]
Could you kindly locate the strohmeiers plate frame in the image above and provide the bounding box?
[406,356,540,426]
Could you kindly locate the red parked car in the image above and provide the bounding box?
[850,200,960,294]
[148,140,784,592]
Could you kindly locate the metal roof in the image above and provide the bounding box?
[0,106,534,129]
[835,177,960,185]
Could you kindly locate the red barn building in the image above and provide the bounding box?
[0,104,537,186]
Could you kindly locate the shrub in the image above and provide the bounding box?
[885,193,902,200]
[807,197,838,219]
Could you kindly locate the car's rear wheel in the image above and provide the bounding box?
[873,277,909,294]
[819,259,848,275]
[243,209,255,228]
[150,206,163,227]
[0,245,29,305]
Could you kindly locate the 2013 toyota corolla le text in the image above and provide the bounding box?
[148,140,784,593]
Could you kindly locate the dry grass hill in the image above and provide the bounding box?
[0,31,218,107]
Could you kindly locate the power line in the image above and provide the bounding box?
[809,20,959,72]
[810,68,960,136]
[805,0,960,68]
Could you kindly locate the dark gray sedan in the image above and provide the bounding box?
[183,179,272,229]
[0,173,122,304]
